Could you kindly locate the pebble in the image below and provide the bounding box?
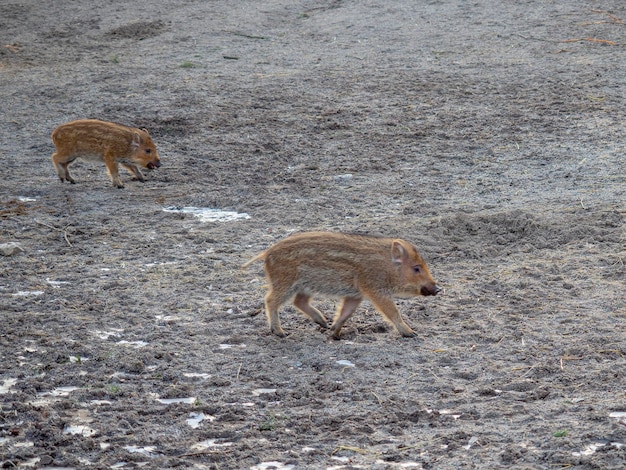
[334,173,354,183]
[0,242,24,256]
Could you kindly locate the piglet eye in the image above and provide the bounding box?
[413,266,421,273]
[145,148,152,153]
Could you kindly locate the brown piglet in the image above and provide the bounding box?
[51,119,161,188]
[242,232,441,339]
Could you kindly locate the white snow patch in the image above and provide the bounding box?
[69,355,89,363]
[0,378,17,394]
[116,340,148,348]
[124,445,161,457]
[163,206,250,222]
[191,439,233,451]
[91,329,123,339]
[250,462,295,470]
[40,386,80,397]
[46,278,70,287]
[157,397,196,405]
[252,388,277,396]
[12,291,44,297]
[187,412,215,428]
[219,343,247,349]
[336,360,355,367]
[64,425,98,437]
[183,372,211,379]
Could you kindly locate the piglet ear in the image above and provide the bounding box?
[142,128,150,135]
[391,240,408,264]
[131,131,141,148]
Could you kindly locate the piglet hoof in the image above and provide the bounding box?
[329,327,342,340]
[271,327,287,338]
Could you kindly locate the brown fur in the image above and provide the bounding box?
[51,119,161,188]
[242,231,441,338]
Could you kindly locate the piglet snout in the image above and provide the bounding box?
[421,284,441,296]
[148,161,161,169]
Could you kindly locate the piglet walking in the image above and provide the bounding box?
[243,232,441,339]
[51,119,161,188]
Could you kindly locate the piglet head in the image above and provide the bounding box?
[392,240,441,298]
[131,129,161,169]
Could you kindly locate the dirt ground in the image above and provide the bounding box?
[1,0,625,468]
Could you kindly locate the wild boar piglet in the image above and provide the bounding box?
[242,231,441,338]
[51,119,161,188]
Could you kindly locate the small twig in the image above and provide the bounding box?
[397,436,445,452]
[589,10,624,24]
[371,391,383,406]
[561,37,617,46]
[513,33,618,46]
[520,364,538,378]
[598,349,624,355]
[35,219,73,247]
[512,33,559,43]
[177,449,233,458]
[63,229,72,247]
[0,199,32,218]
[430,369,441,381]
[331,445,379,456]
[583,37,617,45]
[229,31,267,40]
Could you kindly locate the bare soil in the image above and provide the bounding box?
[1,1,625,468]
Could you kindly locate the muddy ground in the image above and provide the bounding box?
[1,0,625,468]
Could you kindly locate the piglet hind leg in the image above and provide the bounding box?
[293,293,329,329]
[263,287,291,337]
[52,153,76,183]
[368,293,416,338]
[330,296,362,339]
